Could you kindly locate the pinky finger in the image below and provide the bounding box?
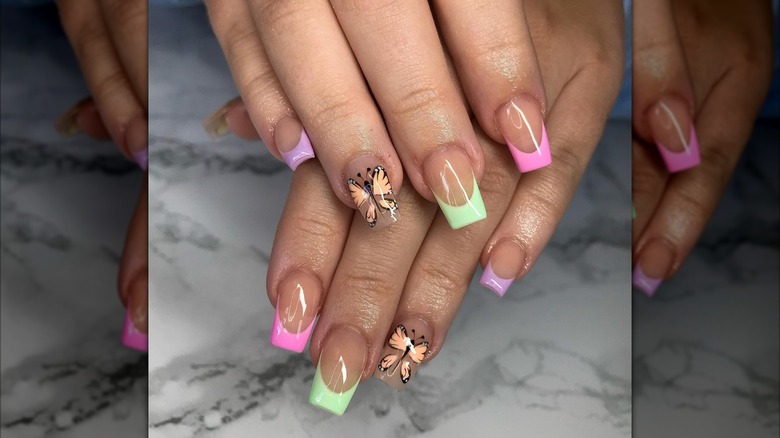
[55,97,112,141]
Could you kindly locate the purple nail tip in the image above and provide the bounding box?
[479,263,514,297]
[280,130,315,171]
[632,265,662,297]
[132,149,148,171]
[122,310,148,352]
[657,126,701,173]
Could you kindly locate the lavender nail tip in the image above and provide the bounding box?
[281,131,315,171]
[479,263,513,297]
[632,265,662,297]
[132,149,148,171]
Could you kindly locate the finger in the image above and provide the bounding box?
[252,0,404,228]
[434,0,551,174]
[633,64,772,296]
[265,162,353,353]
[55,97,112,140]
[205,0,315,170]
[118,176,148,351]
[631,137,669,243]
[98,0,148,107]
[202,97,261,141]
[56,0,147,169]
[307,185,437,414]
[480,63,622,296]
[330,0,487,229]
[374,125,519,389]
[632,0,700,173]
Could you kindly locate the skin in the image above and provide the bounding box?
[215,0,624,388]
[632,0,773,285]
[56,0,149,333]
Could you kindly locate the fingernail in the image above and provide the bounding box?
[497,96,551,173]
[346,156,399,229]
[373,319,430,390]
[126,117,148,170]
[633,239,675,297]
[202,100,234,140]
[275,117,316,171]
[479,240,525,297]
[648,96,700,173]
[270,272,321,353]
[122,308,147,352]
[54,98,91,138]
[423,148,486,229]
[309,327,366,416]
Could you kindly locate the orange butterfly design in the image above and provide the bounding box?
[377,325,428,384]
[348,166,398,227]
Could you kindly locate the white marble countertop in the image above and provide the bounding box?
[147,6,631,437]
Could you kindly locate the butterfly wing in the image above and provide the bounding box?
[407,340,429,364]
[371,167,398,211]
[378,352,399,372]
[348,178,370,209]
[400,361,412,384]
[388,325,409,351]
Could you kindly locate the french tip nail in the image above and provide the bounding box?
[657,126,701,173]
[479,263,513,297]
[508,123,552,173]
[308,365,357,416]
[632,264,662,297]
[269,308,314,353]
[202,107,232,140]
[54,107,80,138]
[132,149,148,171]
[436,176,487,230]
[280,129,316,171]
[122,309,148,352]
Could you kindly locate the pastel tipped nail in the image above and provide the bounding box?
[202,102,232,140]
[633,240,675,297]
[122,309,147,352]
[308,328,366,415]
[132,149,148,171]
[269,273,321,353]
[126,117,148,171]
[373,320,430,390]
[648,97,700,173]
[275,117,315,171]
[423,148,486,230]
[497,96,551,173]
[480,262,514,297]
[54,103,81,138]
[632,264,662,297]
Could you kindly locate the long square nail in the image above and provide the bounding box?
[308,328,366,415]
[648,97,700,173]
[423,148,486,230]
[498,96,551,173]
[269,274,320,353]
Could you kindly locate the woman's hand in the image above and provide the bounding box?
[631,0,773,296]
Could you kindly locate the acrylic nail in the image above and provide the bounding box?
[202,100,235,140]
[346,155,399,229]
[270,272,321,353]
[422,148,486,230]
[647,96,700,173]
[633,239,675,297]
[122,308,147,352]
[309,327,367,416]
[126,117,148,171]
[373,319,431,390]
[54,98,91,138]
[479,240,525,297]
[496,96,551,173]
[275,117,315,171]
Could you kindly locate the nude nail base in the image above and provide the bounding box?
[633,264,662,297]
[657,126,700,173]
[508,123,552,173]
[373,322,430,390]
[122,309,148,352]
[270,309,315,353]
[479,262,514,297]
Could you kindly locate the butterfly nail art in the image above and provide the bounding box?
[377,325,428,384]
[348,166,398,228]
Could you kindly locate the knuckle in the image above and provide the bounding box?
[92,68,130,99]
[257,0,300,29]
[477,164,517,200]
[389,84,447,121]
[418,258,470,298]
[286,213,341,244]
[240,66,280,107]
[220,23,260,63]
[307,91,361,129]
[104,0,145,28]
[549,146,587,188]
[331,0,389,13]
[71,23,110,58]
[698,147,736,186]
[339,271,394,309]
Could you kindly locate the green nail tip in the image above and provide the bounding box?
[435,176,487,230]
[308,364,359,416]
[632,205,636,220]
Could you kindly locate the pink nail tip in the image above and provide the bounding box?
[280,130,316,171]
[508,123,552,173]
[132,149,148,171]
[270,309,315,353]
[633,265,662,297]
[479,263,514,297]
[122,310,148,352]
[657,126,700,173]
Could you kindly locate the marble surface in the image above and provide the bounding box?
[147,6,631,437]
[0,6,148,437]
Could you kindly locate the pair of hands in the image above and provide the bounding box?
[205,0,623,414]
[631,0,773,296]
[55,0,149,348]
